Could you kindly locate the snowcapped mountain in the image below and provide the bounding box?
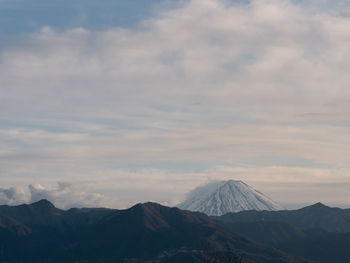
[178,180,284,216]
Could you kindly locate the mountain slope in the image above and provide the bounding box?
[221,221,308,247]
[0,199,114,231]
[0,200,312,263]
[0,214,31,236]
[215,202,350,233]
[213,203,350,263]
[178,180,284,216]
[69,202,311,263]
[214,219,350,263]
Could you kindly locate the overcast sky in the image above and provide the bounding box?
[1,0,350,209]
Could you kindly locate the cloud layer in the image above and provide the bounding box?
[1,0,350,208]
[0,182,107,209]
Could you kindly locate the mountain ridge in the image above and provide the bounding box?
[0,199,312,263]
[213,203,350,263]
[215,202,350,233]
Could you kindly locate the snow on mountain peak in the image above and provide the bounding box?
[178,180,284,216]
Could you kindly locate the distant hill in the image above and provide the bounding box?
[178,180,284,216]
[0,200,310,263]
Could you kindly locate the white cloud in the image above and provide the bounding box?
[28,182,108,209]
[0,187,28,205]
[0,182,110,209]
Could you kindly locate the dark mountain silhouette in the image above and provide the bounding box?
[0,200,312,263]
[214,220,350,263]
[0,200,115,262]
[215,203,350,233]
[280,230,350,263]
[213,203,350,263]
[0,214,31,236]
[220,221,308,247]
[0,199,114,231]
[74,202,308,262]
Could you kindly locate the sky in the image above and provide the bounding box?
[1,0,350,209]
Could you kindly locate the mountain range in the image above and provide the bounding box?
[213,202,350,263]
[1,179,350,263]
[0,200,312,263]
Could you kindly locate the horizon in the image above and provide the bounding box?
[1,197,343,212]
[2,0,350,210]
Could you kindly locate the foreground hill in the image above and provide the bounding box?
[0,200,310,263]
[213,203,350,263]
[215,202,350,232]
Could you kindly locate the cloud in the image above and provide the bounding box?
[1,165,350,209]
[0,187,28,205]
[1,0,350,208]
[28,182,107,209]
[0,182,110,209]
